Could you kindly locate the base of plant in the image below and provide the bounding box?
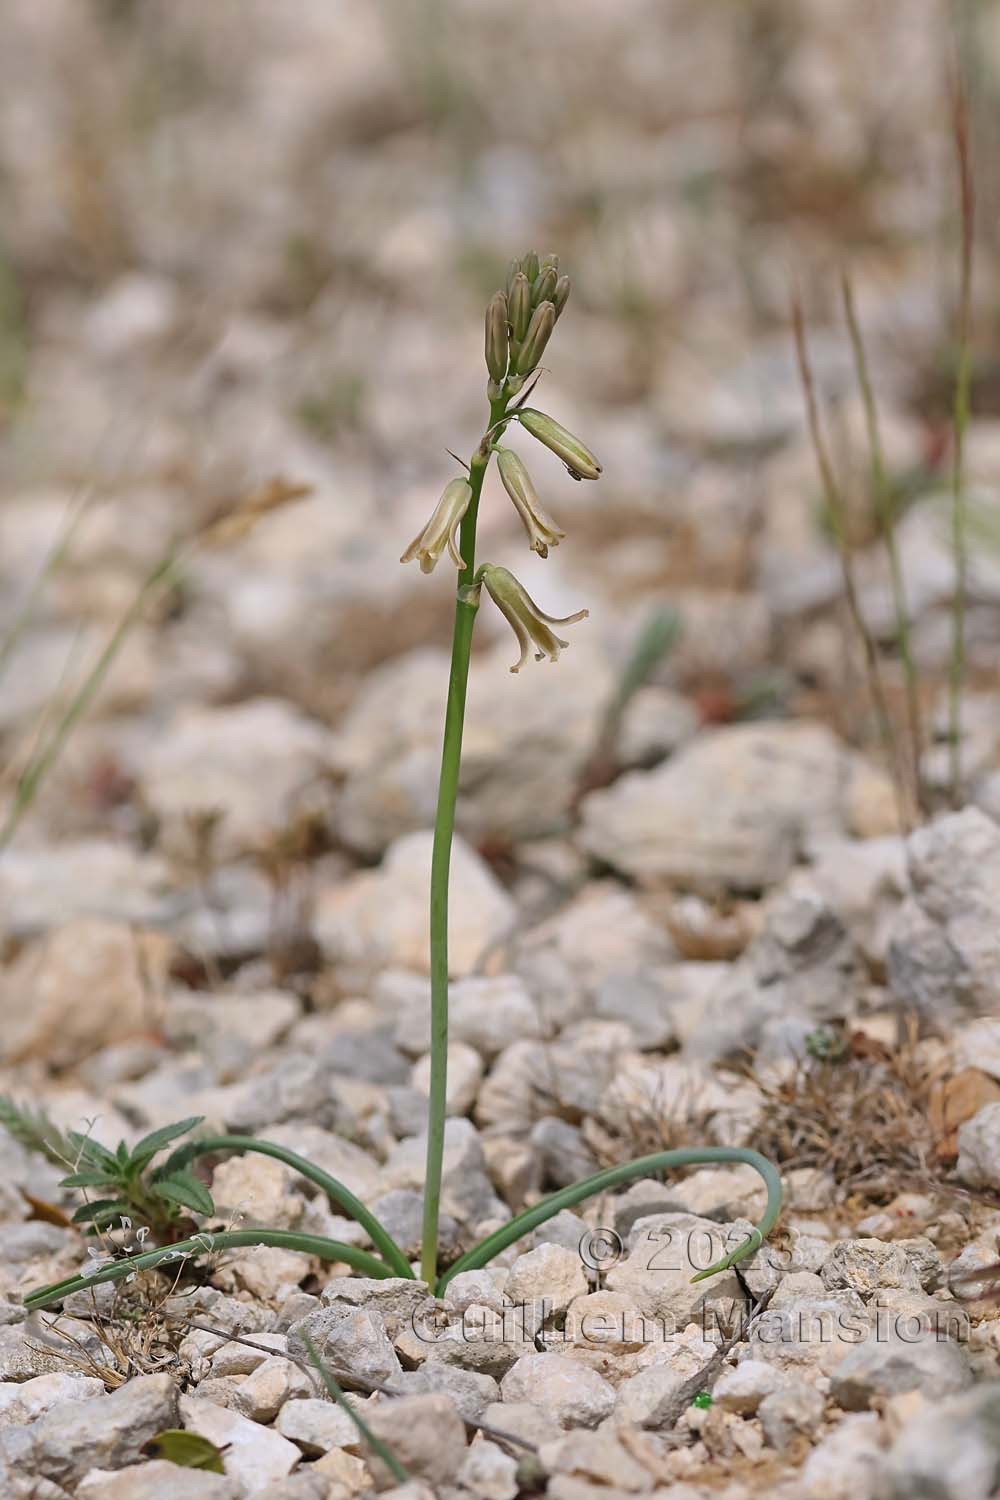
[25,1142,781,1311]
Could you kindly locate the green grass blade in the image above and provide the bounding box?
[301,1332,410,1485]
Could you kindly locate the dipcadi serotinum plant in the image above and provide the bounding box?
[14,254,781,1319]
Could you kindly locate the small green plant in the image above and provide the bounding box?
[16,256,783,1317]
[57,1116,215,1236]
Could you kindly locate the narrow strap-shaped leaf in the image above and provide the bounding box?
[25,1229,396,1311]
[166,1136,414,1281]
[436,1145,783,1294]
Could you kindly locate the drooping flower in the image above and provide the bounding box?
[516,408,602,480]
[478,563,588,673]
[400,478,473,574]
[496,448,565,558]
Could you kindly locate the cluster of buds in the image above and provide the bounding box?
[486,251,570,398]
[402,253,602,671]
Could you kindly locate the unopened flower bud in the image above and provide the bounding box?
[540,253,559,273]
[531,266,558,307]
[400,478,472,574]
[514,301,555,374]
[520,250,540,284]
[509,273,532,343]
[496,448,566,558]
[552,274,571,317]
[479,563,588,673]
[485,291,509,383]
[505,256,521,297]
[516,408,602,480]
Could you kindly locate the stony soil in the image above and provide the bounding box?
[3,2,1000,1497]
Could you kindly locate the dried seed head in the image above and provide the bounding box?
[485,291,509,384]
[509,273,532,343]
[400,477,473,574]
[496,447,566,558]
[531,266,558,307]
[479,563,588,673]
[516,408,602,480]
[514,301,556,375]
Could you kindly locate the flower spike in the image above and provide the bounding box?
[496,448,565,558]
[400,478,473,574]
[478,563,588,673]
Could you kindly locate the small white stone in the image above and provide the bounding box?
[456,1438,519,1500]
[504,1244,588,1317]
[276,1396,363,1456]
[821,1239,921,1297]
[230,1355,313,1422]
[713,1359,789,1416]
[500,1353,615,1429]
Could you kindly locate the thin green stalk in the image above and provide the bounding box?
[301,1333,410,1486]
[25,1229,394,1312]
[421,392,508,1287]
[436,1145,782,1293]
[175,1135,413,1280]
[841,274,924,815]
[949,63,975,808]
[0,488,93,687]
[0,550,181,849]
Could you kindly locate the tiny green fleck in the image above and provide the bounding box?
[692,1391,713,1410]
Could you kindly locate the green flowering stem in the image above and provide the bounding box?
[421,391,509,1287]
[435,1145,783,1294]
[24,1229,395,1312]
[170,1135,414,1280]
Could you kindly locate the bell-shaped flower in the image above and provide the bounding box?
[479,563,588,673]
[496,448,565,558]
[400,478,473,574]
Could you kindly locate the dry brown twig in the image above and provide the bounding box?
[791,288,914,831]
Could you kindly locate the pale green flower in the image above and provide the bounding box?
[496,448,565,558]
[479,563,588,673]
[400,478,473,574]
